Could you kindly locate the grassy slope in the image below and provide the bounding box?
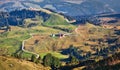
[0,8,72,58]
[0,27,31,55]
[83,52,120,70]
[0,56,50,70]
[25,23,112,53]
[44,14,68,26]
[0,22,113,59]
[0,24,70,59]
[39,51,69,59]
[0,22,119,70]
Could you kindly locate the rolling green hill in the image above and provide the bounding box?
[44,14,68,26]
[0,8,120,70]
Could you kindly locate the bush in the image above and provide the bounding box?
[43,53,53,66]
[43,53,61,69]
[69,55,79,65]
[51,57,61,69]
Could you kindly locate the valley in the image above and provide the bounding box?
[0,8,120,70]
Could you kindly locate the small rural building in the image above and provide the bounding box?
[51,33,66,38]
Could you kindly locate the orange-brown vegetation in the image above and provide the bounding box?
[0,56,50,70]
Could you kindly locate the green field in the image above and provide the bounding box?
[0,22,73,60]
[39,51,69,59]
[44,14,68,26]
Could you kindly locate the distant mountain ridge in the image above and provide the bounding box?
[0,0,120,16]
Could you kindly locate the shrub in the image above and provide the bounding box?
[43,53,61,69]
[69,55,79,65]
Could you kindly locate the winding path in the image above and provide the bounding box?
[21,34,39,58]
[75,25,80,34]
[21,25,79,59]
